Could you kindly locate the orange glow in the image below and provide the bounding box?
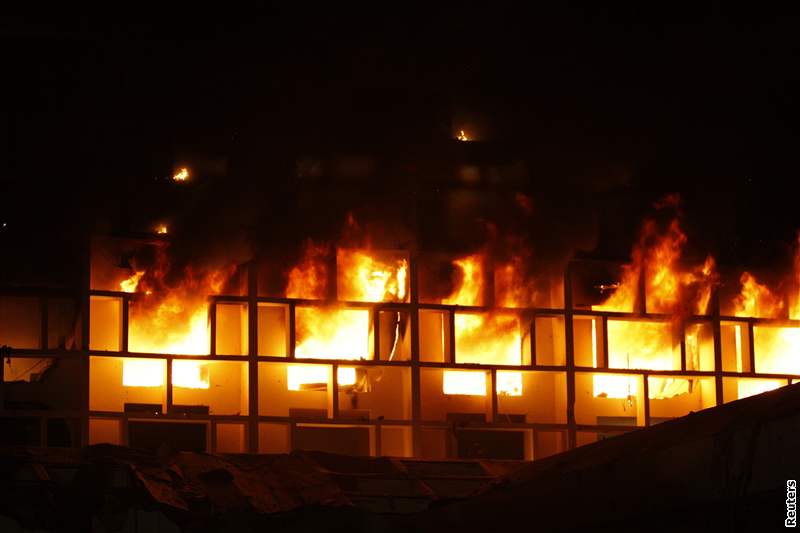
[737,378,783,399]
[172,167,189,181]
[295,307,370,360]
[734,272,784,318]
[454,313,520,367]
[442,370,522,396]
[120,251,234,389]
[441,254,523,395]
[443,255,483,306]
[120,271,145,293]
[286,365,356,391]
[731,245,800,376]
[456,130,469,141]
[172,360,210,389]
[287,248,407,389]
[286,241,329,300]
[792,232,800,320]
[156,224,168,235]
[122,359,163,387]
[749,326,800,375]
[495,256,537,308]
[443,370,485,395]
[337,249,408,302]
[590,214,713,399]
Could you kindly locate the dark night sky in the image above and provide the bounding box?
[2,4,800,285]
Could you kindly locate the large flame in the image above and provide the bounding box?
[733,268,800,375]
[443,255,484,306]
[286,241,329,300]
[734,272,784,318]
[441,254,522,396]
[494,254,537,308]
[337,249,408,303]
[287,248,406,389]
[591,215,714,399]
[118,256,233,390]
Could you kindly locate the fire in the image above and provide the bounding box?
[337,249,408,302]
[122,359,163,387]
[591,213,714,399]
[441,254,523,395]
[287,248,405,390]
[443,255,483,306]
[729,238,800,377]
[456,130,469,141]
[286,241,329,300]
[156,224,168,235]
[295,307,369,359]
[792,232,800,320]
[734,272,783,318]
[120,271,145,293]
[172,167,189,181]
[287,365,357,391]
[120,255,233,390]
[737,378,783,399]
[592,219,702,314]
[495,255,537,308]
[442,370,522,396]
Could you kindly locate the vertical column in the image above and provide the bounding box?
[0,345,5,410]
[80,236,91,447]
[328,363,340,419]
[209,301,217,356]
[372,307,380,360]
[447,309,456,364]
[642,373,651,427]
[711,288,724,405]
[679,320,687,371]
[636,265,647,315]
[600,316,609,369]
[121,296,129,353]
[409,255,421,457]
[747,321,756,376]
[166,358,173,413]
[564,263,576,449]
[487,369,498,423]
[529,314,537,367]
[247,262,259,453]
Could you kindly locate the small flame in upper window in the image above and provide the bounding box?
[172,167,189,182]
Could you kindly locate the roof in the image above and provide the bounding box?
[407,382,800,532]
[0,444,527,530]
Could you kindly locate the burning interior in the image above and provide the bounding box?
[3,204,800,460]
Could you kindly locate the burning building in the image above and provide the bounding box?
[3,186,800,462]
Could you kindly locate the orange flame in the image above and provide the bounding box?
[591,215,714,399]
[443,255,483,306]
[120,271,145,293]
[441,254,522,395]
[337,249,408,302]
[121,254,234,389]
[286,241,329,300]
[287,248,406,389]
[172,167,189,181]
[494,255,537,308]
[734,272,783,318]
[733,268,799,376]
